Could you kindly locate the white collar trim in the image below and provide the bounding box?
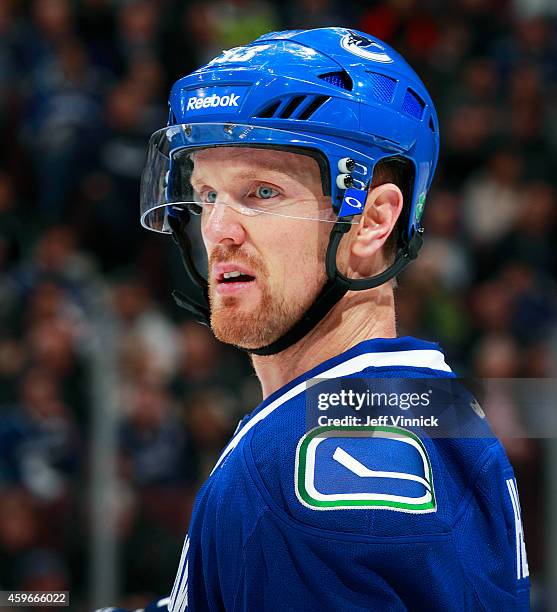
[211,348,451,474]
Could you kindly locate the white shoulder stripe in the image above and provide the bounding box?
[211,349,451,474]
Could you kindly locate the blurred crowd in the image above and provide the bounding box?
[1,0,557,608]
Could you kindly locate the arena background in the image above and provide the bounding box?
[1,0,556,609]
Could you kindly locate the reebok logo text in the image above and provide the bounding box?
[186,93,241,111]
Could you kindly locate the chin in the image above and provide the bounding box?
[210,301,297,351]
[210,312,277,350]
[208,278,321,351]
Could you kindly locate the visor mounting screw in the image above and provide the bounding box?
[336,173,354,189]
[338,158,356,173]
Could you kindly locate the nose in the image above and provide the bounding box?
[201,199,247,246]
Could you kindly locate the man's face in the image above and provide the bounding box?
[191,147,333,350]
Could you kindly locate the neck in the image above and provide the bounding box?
[251,284,396,399]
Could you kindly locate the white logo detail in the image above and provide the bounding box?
[186,93,240,111]
[341,32,393,63]
[506,478,529,580]
[208,45,271,65]
[333,447,433,490]
[344,195,364,210]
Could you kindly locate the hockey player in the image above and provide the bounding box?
[134,27,530,611]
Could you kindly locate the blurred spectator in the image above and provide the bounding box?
[286,0,346,29]
[11,225,101,329]
[174,321,234,389]
[0,171,22,263]
[501,263,556,343]
[441,103,497,186]
[414,189,471,291]
[118,382,190,488]
[76,0,120,73]
[0,368,80,501]
[0,488,41,588]
[0,171,23,331]
[470,278,514,335]
[31,0,74,42]
[14,0,75,80]
[0,340,26,403]
[27,321,77,381]
[473,332,521,378]
[112,277,177,383]
[185,0,279,62]
[0,1,18,149]
[117,0,161,68]
[184,387,237,482]
[462,148,523,249]
[492,183,557,275]
[16,548,70,592]
[20,37,107,222]
[472,333,533,463]
[81,79,165,269]
[513,0,557,18]
[359,0,439,62]
[494,16,557,82]
[117,379,195,595]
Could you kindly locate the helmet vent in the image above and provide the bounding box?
[366,72,396,103]
[254,95,329,120]
[319,71,352,91]
[402,89,425,120]
[297,95,329,120]
[257,100,282,118]
[281,95,307,118]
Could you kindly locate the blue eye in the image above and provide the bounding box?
[204,190,217,203]
[255,185,278,199]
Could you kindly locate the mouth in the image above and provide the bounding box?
[219,270,256,284]
[213,264,257,295]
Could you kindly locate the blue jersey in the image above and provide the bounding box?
[168,337,530,611]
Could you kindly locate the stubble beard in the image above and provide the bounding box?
[208,247,315,351]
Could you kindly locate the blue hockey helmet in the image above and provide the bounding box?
[140,27,440,355]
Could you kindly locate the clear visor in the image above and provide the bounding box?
[140,123,362,233]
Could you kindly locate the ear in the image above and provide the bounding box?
[350,183,403,260]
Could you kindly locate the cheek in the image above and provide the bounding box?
[267,221,328,292]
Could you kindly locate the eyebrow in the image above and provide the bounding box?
[191,160,312,187]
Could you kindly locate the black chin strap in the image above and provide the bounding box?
[168,213,423,356]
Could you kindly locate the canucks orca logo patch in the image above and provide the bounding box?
[340,32,393,63]
[295,426,436,512]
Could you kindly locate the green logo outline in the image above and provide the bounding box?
[295,425,436,512]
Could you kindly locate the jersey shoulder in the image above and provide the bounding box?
[245,370,491,538]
